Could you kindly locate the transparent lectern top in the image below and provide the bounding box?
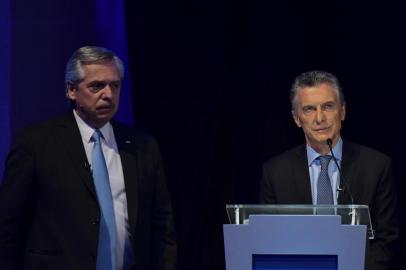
[226,204,374,239]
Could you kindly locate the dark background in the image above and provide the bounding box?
[2,0,406,269]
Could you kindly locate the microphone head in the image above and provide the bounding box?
[326,138,333,146]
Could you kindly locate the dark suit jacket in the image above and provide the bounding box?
[0,113,177,270]
[260,141,399,270]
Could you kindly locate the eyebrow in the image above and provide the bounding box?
[86,80,121,85]
[301,99,336,106]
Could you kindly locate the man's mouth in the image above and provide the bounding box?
[96,105,113,113]
[314,127,330,132]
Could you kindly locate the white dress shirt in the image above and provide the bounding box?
[73,110,129,270]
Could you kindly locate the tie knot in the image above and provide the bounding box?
[319,155,332,168]
[92,130,103,143]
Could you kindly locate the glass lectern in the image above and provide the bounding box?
[223,204,372,270]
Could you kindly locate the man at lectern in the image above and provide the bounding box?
[260,70,399,270]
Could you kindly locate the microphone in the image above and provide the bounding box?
[326,139,354,204]
[84,161,92,172]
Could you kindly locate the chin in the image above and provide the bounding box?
[98,117,112,124]
[96,113,113,121]
[314,137,330,145]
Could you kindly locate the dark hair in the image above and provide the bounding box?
[290,70,345,111]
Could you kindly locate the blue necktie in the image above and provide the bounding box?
[317,155,334,204]
[92,130,117,270]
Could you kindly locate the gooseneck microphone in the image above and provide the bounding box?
[326,138,354,204]
[84,161,92,172]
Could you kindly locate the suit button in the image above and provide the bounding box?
[92,218,99,226]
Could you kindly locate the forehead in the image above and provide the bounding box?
[296,83,339,105]
[80,61,120,81]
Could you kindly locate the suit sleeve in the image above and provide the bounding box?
[149,139,177,270]
[0,128,36,269]
[368,157,399,270]
[260,160,277,204]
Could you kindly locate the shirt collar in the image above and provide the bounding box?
[73,110,114,146]
[306,137,343,166]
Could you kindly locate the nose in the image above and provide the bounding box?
[315,107,326,124]
[101,85,113,99]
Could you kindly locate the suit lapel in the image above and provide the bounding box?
[338,141,358,204]
[112,123,139,234]
[292,145,313,204]
[56,116,139,232]
[53,113,97,198]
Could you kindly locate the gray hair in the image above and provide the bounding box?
[65,46,124,85]
[290,70,345,111]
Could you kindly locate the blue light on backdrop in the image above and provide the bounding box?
[0,0,133,177]
[96,0,134,126]
[0,0,11,175]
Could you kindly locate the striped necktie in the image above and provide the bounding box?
[317,155,333,204]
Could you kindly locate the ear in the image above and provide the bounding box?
[340,102,346,121]
[292,110,302,128]
[66,81,77,101]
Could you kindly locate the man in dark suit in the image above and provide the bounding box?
[0,46,177,270]
[260,71,398,270]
